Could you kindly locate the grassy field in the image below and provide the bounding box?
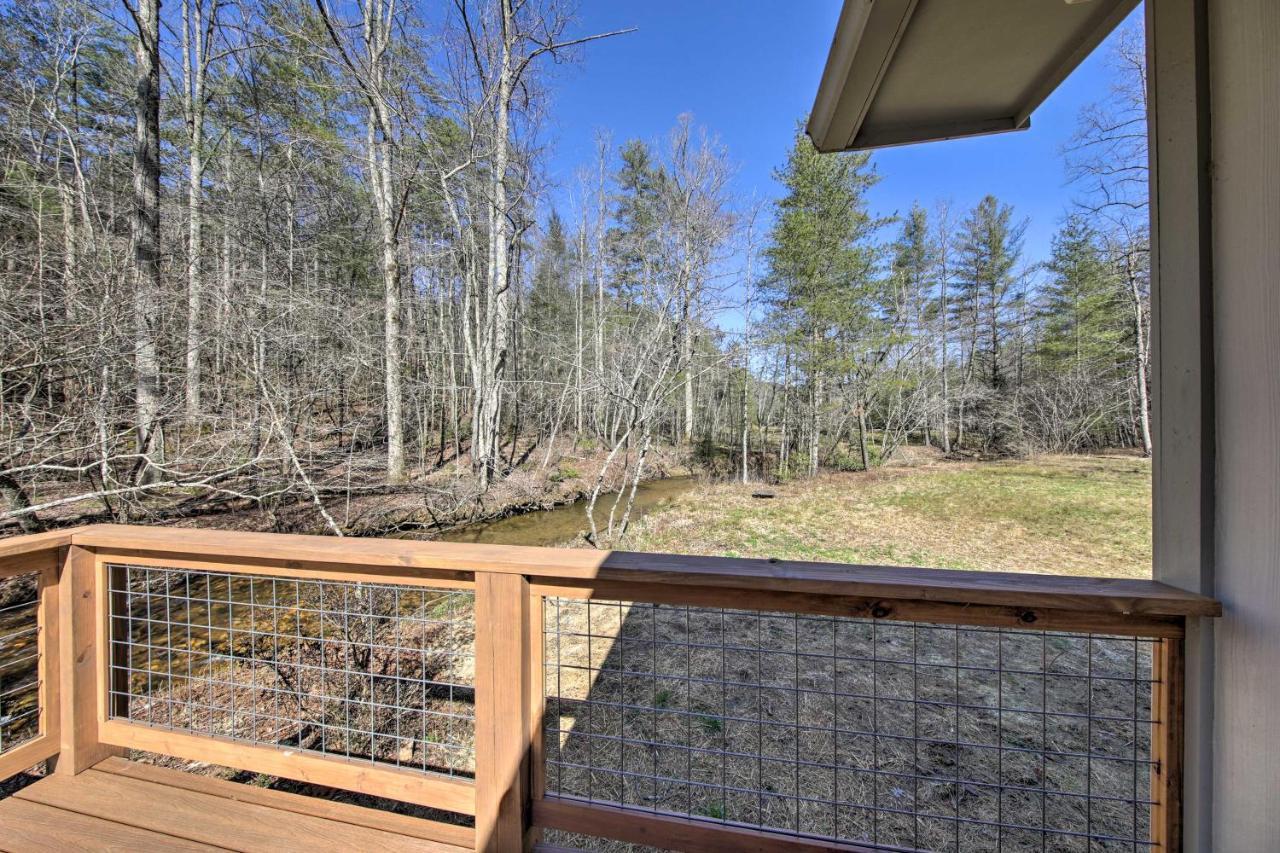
[543,454,1156,851]
[619,454,1153,579]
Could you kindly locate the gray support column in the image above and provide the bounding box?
[1146,0,1214,847]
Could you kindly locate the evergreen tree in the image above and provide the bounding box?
[606,139,665,302]
[955,195,1025,392]
[765,125,881,475]
[887,203,935,338]
[1038,215,1125,374]
[885,203,937,445]
[529,209,575,344]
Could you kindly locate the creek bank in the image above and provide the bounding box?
[436,475,698,548]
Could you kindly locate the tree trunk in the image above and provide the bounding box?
[940,269,951,454]
[1126,255,1153,456]
[740,366,749,484]
[681,293,694,443]
[472,0,517,489]
[130,0,164,485]
[359,1,406,485]
[857,400,870,471]
[368,112,405,483]
[182,0,211,420]
[809,370,822,477]
[0,474,43,533]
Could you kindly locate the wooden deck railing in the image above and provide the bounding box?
[0,525,1219,852]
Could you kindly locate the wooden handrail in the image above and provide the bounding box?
[0,525,1217,852]
[0,529,75,559]
[9,523,1219,617]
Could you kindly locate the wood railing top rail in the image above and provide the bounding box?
[1,524,1221,618]
[0,529,75,561]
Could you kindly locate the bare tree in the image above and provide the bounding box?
[125,0,165,484]
[448,0,630,488]
[179,0,222,418]
[315,0,411,483]
[1065,21,1152,456]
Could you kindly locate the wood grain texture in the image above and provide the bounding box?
[90,548,474,590]
[93,756,474,848]
[0,529,76,561]
[9,523,1220,617]
[473,572,531,852]
[526,588,547,851]
[0,735,59,783]
[0,556,62,783]
[14,768,447,852]
[36,559,60,753]
[530,579,1187,637]
[1150,638,1184,851]
[97,720,476,816]
[0,796,223,852]
[53,545,119,774]
[0,547,58,580]
[534,797,880,852]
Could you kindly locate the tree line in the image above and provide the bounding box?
[0,1,1149,540]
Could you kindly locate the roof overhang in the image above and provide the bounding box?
[808,0,1140,152]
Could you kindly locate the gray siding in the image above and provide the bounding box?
[1211,0,1280,848]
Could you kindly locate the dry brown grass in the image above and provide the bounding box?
[540,455,1156,850]
[615,455,1152,579]
[541,597,1155,853]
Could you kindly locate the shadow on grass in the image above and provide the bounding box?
[542,597,1155,852]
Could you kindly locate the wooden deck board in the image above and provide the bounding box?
[0,761,473,853]
[0,796,224,852]
[93,757,474,848]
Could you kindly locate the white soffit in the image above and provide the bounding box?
[808,0,1140,152]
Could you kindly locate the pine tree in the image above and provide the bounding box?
[955,195,1025,393]
[887,203,936,445]
[529,209,575,346]
[765,125,881,475]
[606,139,666,302]
[1038,215,1125,374]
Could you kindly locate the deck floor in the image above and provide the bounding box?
[0,757,473,852]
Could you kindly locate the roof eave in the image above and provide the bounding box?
[807,0,919,154]
[807,0,1141,153]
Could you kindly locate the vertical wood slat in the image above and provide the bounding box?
[1151,636,1185,851]
[0,549,62,781]
[525,589,546,852]
[105,563,130,719]
[54,546,121,775]
[37,557,61,749]
[474,571,533,852]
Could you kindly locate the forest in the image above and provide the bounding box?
[0,0,1152,545]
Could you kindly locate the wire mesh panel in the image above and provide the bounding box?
[107,564,476,778]
[0,572,41,757]
[543,598,1160,852]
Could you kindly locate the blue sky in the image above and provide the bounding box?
[540,1,1143,273]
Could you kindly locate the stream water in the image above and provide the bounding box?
[0,592,39,750]
[0,476,697,746]
[436,475,697,548]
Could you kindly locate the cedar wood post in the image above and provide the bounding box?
[474,570,534,852]
[1150,635,1186,851]
[53,545,121,774]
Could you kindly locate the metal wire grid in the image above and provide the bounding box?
[543,599,1159,853]
[0,574,41,756]
[107,564,476,777]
